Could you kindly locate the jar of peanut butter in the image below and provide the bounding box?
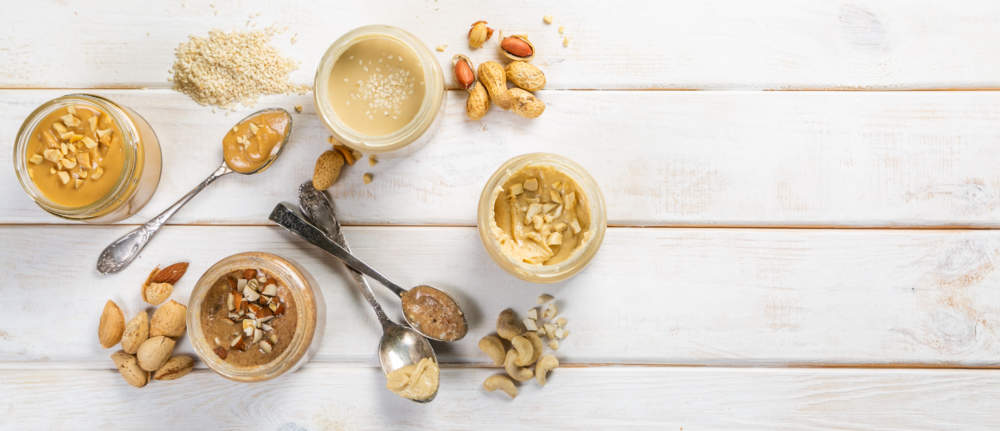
[13,94,162,222]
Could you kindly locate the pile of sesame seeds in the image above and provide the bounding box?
[169,28,309,109]
[348,53,417,121]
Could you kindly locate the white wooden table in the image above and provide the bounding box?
[3,1,1000,429]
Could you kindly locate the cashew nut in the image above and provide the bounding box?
[496,308,525,340]
[478,334,506,366]
[482,373,518,399]
[511,335,535,366]
[524,331,543,365]
[535,354,559,386]
[504,349,534,382]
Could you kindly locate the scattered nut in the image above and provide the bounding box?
[523,318,538,331]
[452,54,476,90]
[497,308,526,340]
[294,105,303,113]
[504,349,533,382]
[483,373,518,399]
[98,300,125,348]
[142,282,173,306]
[500,34,534,61]
[477,61,512,110]
[543,15,553,24]
[542,302,558,319]
[136,336,176,372]
[537,294,554,305]
[150,300,187,338]
[111,351,148,388]
[368,155,378,166]
[543,323,557,339]
[468,20,494,48]
[363,173,374,184]
[153,355,195,381]
[511,335,535,366]
[524,331,544,364]
[535,354,559,386]
[508,88,545,119]
[505,61,546,92]
[556,317,567,327]
[558,26,565,34]
[548,339,559,350]
[150,262,189,284]
[121,311,149,354]
[312,150,345,190]
[332,143,356,165]
[435,44,447,52]
[562,36,570,47]
[466,81,490,120]
[478,334,506,366]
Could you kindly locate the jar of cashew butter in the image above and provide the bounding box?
[478,153,607,283]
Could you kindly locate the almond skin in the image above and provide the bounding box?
[150,300,187,338]
[111,351,148,388]
[312,150,344,191]
[98,300,125,348]
[150,262,189,284]
[136,336,176,372]
[153,355,195,381]
[121,311,149,354]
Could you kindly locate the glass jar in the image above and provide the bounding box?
[187,252,322,382]
[477,153,608,283]
[314,25,445,155]
[12,94,162,223]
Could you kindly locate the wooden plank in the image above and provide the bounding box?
[5,1,1000,89]
[3,89,1000,227]
[2,366,1000,430]
[3,225,999,366]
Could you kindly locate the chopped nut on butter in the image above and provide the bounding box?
[56,171,70,184]
[547,232,562,245]
[60,157,77,170]
[97,128,112,145]
[74,179,84,189]
[524,178,539,192]
[87,115,98,132]
[41,130,58,147]
[91,167,104,180]
[509,183,523,196]
[60,114,81,128]
[28,154,44,164]
[77,152,91,168]
[43,149,62,163]
[81,136,98,149]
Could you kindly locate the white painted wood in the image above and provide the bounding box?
[3,225,999,366]
[3,366,1000,430]
[3,89,1000,227]
[6,1,1000,89]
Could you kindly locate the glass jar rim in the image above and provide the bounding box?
[12,93,142,219]
[477,153,608,283]
[313,25,444,153]
[187,252,318,382]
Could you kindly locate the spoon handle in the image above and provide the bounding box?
[96,163,231,274]
[269,203,409,294]
[296,184,392,325]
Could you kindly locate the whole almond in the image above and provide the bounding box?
[121,311,149,354]
[150,300,187,338]
[111,351,148,388]
[98,300,125,348]
[500,35,534,60]
[136,336,175,371]
[312,150,345,191]
[153,355,195,381]
[150,262,189,284]
[142,282,173,305]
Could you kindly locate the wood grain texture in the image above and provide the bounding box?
[3,89,999,226]
[3,225,999,366]
[3,366,1000,430]
[5,0,1000,89]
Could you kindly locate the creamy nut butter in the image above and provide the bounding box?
[490,165,592,265]
[327,37,425,136]
[385,357,439,401]
[222,110,290,173]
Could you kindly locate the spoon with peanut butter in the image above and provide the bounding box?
[296,183,468,343]
[97,108,292,274]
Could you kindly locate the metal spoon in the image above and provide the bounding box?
[297,182,468,342]
[269,202,437,403]
[96,108,292,274]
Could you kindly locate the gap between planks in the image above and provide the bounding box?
[1,222,997,230]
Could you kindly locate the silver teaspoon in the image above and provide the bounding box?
[296,182,467,342]
[96,108,292,274]
[269,202,437,403]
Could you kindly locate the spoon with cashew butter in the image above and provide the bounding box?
[97,108,292,274]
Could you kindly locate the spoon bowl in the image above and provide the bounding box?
[379,324,439,403]
[225,107,293,175]
[399,284,469,343]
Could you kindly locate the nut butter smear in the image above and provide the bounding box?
[223,111,291,173]
[401,285,467,342]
